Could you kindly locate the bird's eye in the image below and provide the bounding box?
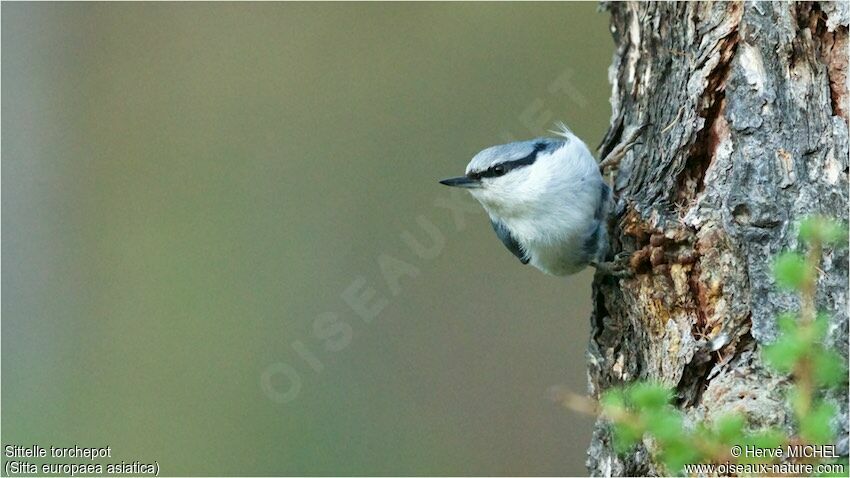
[493,165,505,176]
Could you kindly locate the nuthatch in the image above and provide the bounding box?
[439,123,633,276]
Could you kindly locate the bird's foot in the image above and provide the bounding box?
[590,251,633,278]
[598,123,649,173]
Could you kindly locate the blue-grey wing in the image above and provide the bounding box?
[490,219,529,264]
[581,182,612,262]
[595,182,611,221]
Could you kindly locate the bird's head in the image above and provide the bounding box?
[439,132,577,217]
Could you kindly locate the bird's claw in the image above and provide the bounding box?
[598,122,649,173]
[591,251,633,278]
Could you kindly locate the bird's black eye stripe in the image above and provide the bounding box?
[472,148,540,179]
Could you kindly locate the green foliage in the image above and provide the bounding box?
[659,439,701,475]
[598,216,848,476]
[812,348,847,387]
[611,421,641,453]
[738,429,786,465]
[600,382,697,474]
[629,382,672,410]
[774,251,810,290]
[798,215,848,246]
[762,313,808,372]
[599,388,625,410]
[799,400,837,445]
[713,414,745,443]
[645,408,684,443]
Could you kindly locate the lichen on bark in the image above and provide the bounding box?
[587,2,849,475]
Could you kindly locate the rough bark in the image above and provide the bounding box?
[587,2,849,475]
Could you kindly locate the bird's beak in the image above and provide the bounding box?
[439,176,479,188]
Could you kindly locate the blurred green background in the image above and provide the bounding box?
[2,2,613,476]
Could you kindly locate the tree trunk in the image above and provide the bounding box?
[587,1,849,475]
